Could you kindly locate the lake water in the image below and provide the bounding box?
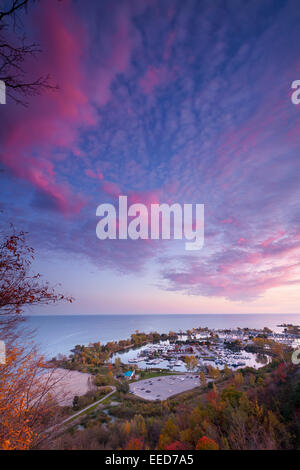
[26,313,300,359]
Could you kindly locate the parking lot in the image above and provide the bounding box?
[129,374,201,401]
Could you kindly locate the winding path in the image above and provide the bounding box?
[45,387,116,435]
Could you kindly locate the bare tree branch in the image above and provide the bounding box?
[0,0,58,105]
[0,1,29,22]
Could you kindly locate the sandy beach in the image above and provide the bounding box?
[39,368,94,406]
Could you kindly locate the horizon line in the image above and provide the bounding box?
[24,312,300,316]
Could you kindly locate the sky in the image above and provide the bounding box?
[1,0,300,315]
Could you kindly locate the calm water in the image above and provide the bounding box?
[26,314,300,359]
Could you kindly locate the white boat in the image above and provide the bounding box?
[151,359,161,365]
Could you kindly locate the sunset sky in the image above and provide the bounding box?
[1,0,300,315]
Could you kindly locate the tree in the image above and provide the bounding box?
[223,364,232,377]
[165,440,189,450]
[117,380,129,394]
[207,365,221,380]
[200,371,206,386]
[94,374,109,387]
[0,345,63,450]
[0,231,71,338]
[273,363,287,384]
[184,355,198,371]
[123,420,131,436]
[220,386,243,408]
[207,383,218,408]
[271,342,286,361]
[0,231,72,449]
[72,396,79,411]
[133,414,147,438]
[234,372,244,387]
[158,418,180,449]
[114,357,121,372]
[196,436,219,450]
[249,374,256,387]
[125,437,144,450]
[108,370,114,384]
[0,0,57,105]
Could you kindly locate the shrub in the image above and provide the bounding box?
[196,436,219,450]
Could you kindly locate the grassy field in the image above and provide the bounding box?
[135,369,180,380]
[100,392,117,406]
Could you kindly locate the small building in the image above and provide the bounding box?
[124,370,135,380]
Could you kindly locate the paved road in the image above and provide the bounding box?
[45,387,116,434]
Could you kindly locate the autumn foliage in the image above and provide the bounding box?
[0,231,72,449]
[125,437,144,450]
[164,440,189,450]
[196,436,219,450]
[0,347,59,449]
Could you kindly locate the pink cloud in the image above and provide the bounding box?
[85,169,104,181]
[162,256,300,300]
[91,4,134,106]
[160,230,300,300]
[0,0,94,214]
[163,31,175,61]
[140,66,167,94]
[128,190,161,206]
[261,230,285,247]
[221,218,233,224]
[0,0,136,216]
[102,181,122,198]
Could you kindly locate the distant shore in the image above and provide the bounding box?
[27,313,300,358]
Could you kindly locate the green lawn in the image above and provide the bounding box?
[66,402,102,423]
[100,392,117,406]
[136,369,180,380]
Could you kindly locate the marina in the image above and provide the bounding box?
[112,326,284,372]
